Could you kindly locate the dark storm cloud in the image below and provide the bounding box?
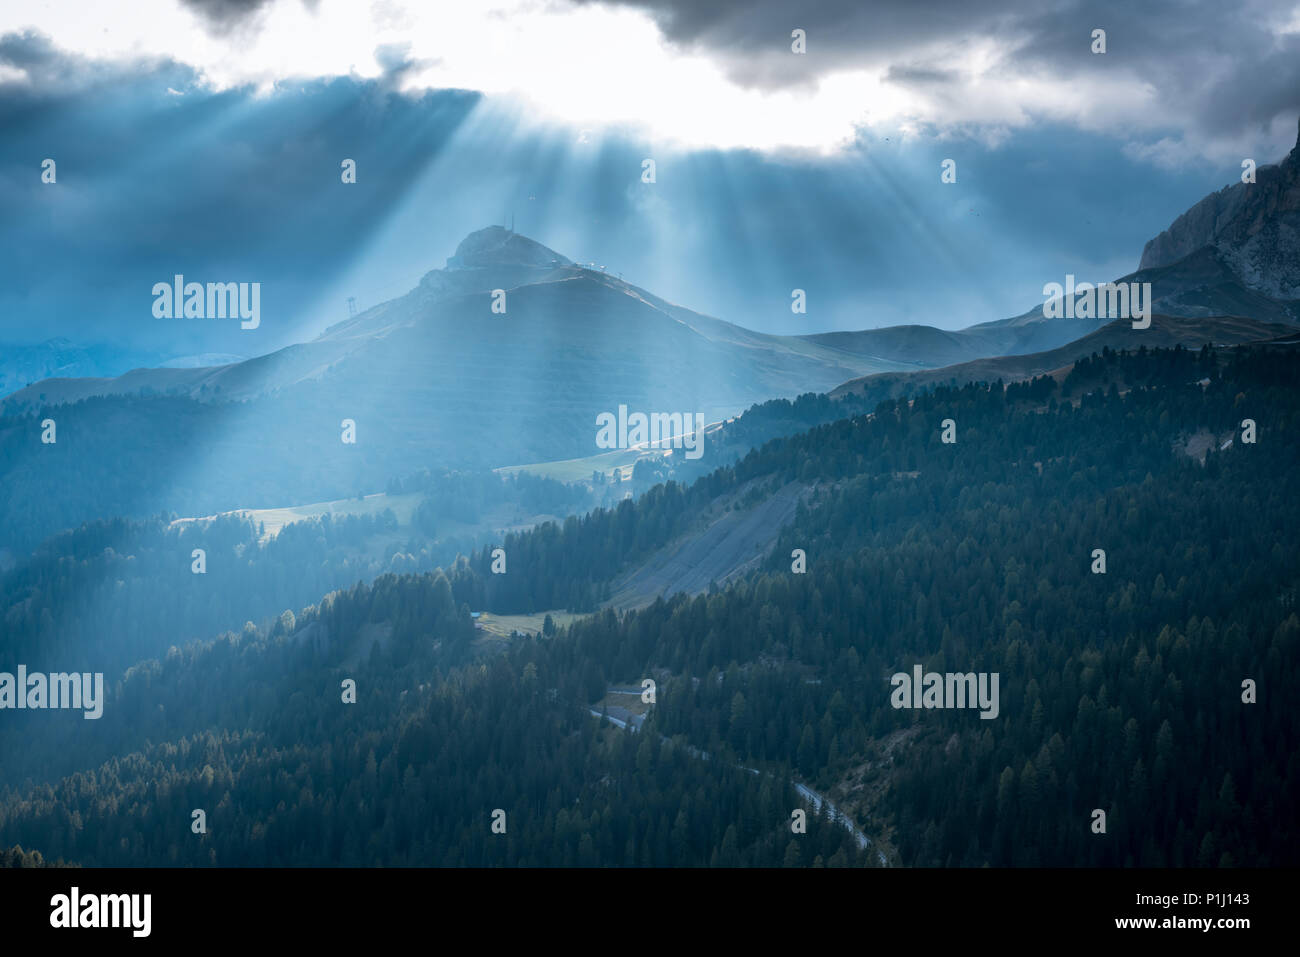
[0,29,58,70]
[178,0,320,34]
[575,0,1039,85]
[580,0,1300,147]
[178,0,273,31]
[0,30,141,91]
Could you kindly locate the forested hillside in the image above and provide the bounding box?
[1,344,1296,866]
[0,469,593,676]
[0,569,868,866]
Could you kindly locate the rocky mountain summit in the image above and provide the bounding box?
[1140,118,1300,299]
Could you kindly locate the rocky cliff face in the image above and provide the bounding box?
[1139,119,1300,299]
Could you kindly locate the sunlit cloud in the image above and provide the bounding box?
[5,0,1295,158]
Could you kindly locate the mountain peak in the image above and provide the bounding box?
[1138,116,1300,298]
[446,226,572,269]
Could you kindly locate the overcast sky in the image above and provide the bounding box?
[2,0,1298,355]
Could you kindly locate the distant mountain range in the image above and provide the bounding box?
[0,228,913,546]
[10,115,1300,414]
[803,238,1298,371]
[0,338,246,399]
[2,227,909,413]
[3,121,1298,547]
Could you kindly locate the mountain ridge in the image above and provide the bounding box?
[4,228,907,411]
[829,313,1293,400]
